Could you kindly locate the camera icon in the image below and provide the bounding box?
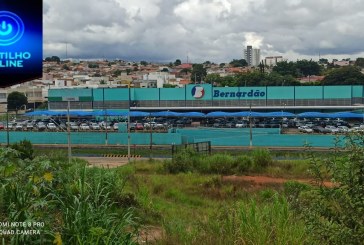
[0,11,24,46]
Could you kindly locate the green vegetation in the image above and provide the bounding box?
[0,146,139,244]
[322,66,364,85]
[164,148,276,175]
[3,135,364,244]
[7,91,28,113]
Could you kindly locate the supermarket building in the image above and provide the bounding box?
[48,84,364,112]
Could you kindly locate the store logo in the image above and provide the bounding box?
[0,11,24,46]
[191,86,205,99]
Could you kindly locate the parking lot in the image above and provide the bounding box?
[1,114,363,135]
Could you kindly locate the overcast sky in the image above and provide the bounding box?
[43,0,364,63]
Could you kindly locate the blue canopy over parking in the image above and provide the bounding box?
[264,111,296,117]
[179,112,206,117]
[206,111,233,117]
[150,111,182,117]
[25,110,364,119]
[297,112,328,118]
[329,112,364,119]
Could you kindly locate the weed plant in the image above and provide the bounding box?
[165,147,275,175]
[0,146,140,244]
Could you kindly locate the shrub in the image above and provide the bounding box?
[251,148,273,169]
[204,154,236,174]
[234,155,253,173]
[300,133,364,244]
[10,140,34,160]
[164,147,199,173]
[283,181,311,212]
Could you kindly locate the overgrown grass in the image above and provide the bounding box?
[0,146,140,244]
[163,147,313,178]
[120,160,315,244]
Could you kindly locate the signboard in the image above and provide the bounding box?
[0,0,43,87]
[62,97,79,102]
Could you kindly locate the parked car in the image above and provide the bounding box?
[36,122,46,131]
[312,126,331,134]
[337,126,349,133]
[135,123,144,130]
[79,123,90,130]
[26,123,34,131]
[47,123,57,131]
[325,125,340,134]
[144,122,164,129]
[113,123,119,130]
[90,123,100,130]
[69,122,79,131]
[298,126,313,133]
[15,123,23,131]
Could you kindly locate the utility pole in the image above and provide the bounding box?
[127,82,131,163]
[249,103,253,148]
[67,100,71,164]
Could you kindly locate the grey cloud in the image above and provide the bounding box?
[43,0,364,62]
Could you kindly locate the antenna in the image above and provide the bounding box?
[65,42,68,59]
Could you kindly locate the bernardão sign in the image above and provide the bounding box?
[0,0,42,87]
[213,89,266,98]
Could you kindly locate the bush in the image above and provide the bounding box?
[234,155,253,173]
[10,140,34,160]
[164,147,199,173]
[251,148,273,169]
[299,133,364,244]
[283,181,311,212]
[204,154,236,174]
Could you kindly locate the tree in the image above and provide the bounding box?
[163,84,177,88]
[140,61,148,66]
[113,69,122,77]
[322,66,364,85]
[354,57,364,68]
[294,134,364,244]
[319,58,329,64]
[219,63,225,68]
[174,59,182,66]
[62,64,70,70]
[88,63,99,68]
[190,64,207,83]
[204,74,222,85]
[229,59,248,67]
[44,56,60,63]
[273,61,299,77]
[296,60,321,76]
[7,91,28,114]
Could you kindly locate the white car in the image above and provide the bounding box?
[90,123,100,130]
[47,123,57,131]
[144,122,164,129]
[298,126,313,133]
[79,123,90,130]
[325,126,339,134]
[337,126,349,133]
[235,122,247,128]
[113,123,119,130]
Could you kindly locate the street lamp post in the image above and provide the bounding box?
[249,102,253,148]
[127,83,131,163]
[6,106,9,147]
[67,100,71,164]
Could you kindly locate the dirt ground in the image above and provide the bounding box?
[223,175,334,187]
[79,157,130,168]
[80,157,334,187]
